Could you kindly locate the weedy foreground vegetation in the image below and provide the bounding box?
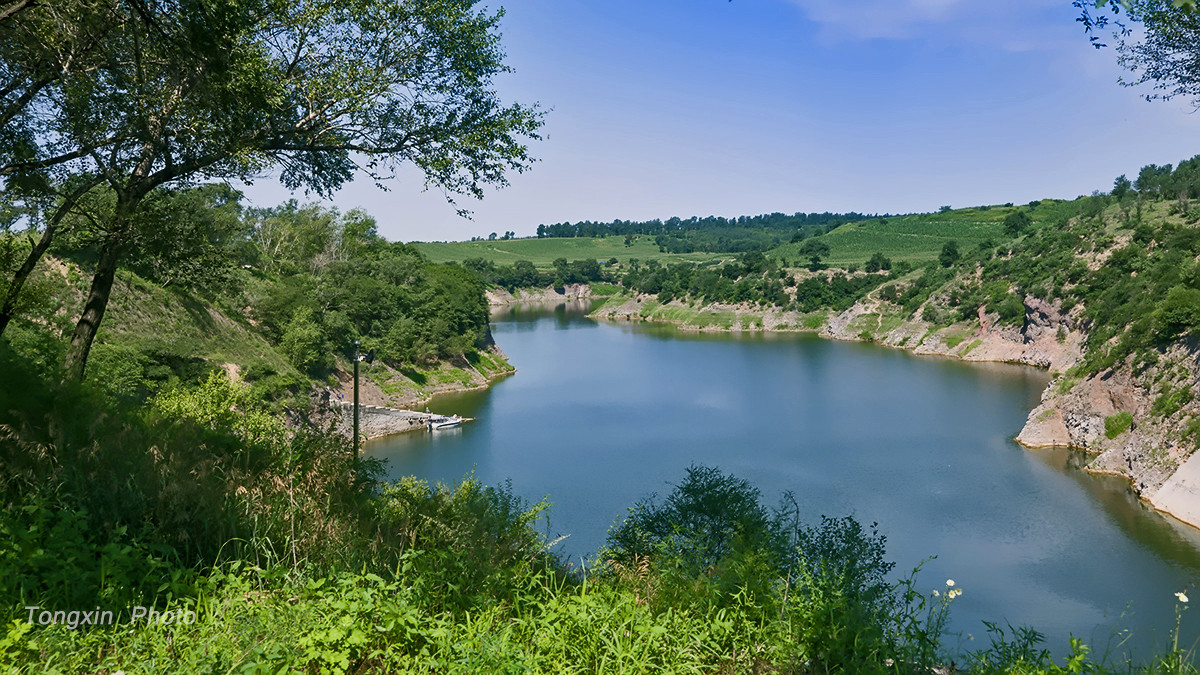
[2,354,1199,673]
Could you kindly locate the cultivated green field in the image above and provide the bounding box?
[413,235,728,266]
[415,201,1081,269]
[771,218,1003,266]
[769,200,1077,266]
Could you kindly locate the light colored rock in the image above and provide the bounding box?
[1151,452,1200,528]
[485,287,516,305]
[1015,408,1072,448]
[489,284,592,306]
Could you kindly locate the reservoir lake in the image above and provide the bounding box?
[368,301,1200,658]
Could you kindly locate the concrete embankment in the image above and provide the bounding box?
[307,391,474,441]
[338,402,432,440]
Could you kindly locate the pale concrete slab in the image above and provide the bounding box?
[1150,453,1200,530]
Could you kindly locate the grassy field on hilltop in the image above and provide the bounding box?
[769,200,1078,267]
[413,235,728,266]
[417,202,1083,270]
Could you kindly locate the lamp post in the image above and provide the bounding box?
[351,340,375,466]
[353,340,361,464]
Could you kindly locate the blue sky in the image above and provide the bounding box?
[237,0,1200,243]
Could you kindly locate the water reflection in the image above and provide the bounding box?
[493,300,597,330]
[1029,447,1200,570]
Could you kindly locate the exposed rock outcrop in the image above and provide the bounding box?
[487,284,592,306]
[1016,344,1200,522]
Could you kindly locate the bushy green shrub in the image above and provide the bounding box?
[603,465,783,575]
[1004,210,1032,237]
[1105,411,1134,439]
[600,466,958,672]
[374,476,553,613]
[782,515,901,672]
[991,294,1026,327]
[939,240,960,267]
[865,252,893,273]
[281,306,331,375]
[1157,286,1200,340]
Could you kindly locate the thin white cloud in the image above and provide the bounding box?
[786,0,1074,51]
[790,0,963,40]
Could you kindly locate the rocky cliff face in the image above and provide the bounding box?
[1016,345,1200,508]
[486,284,592,306]
[824,295,1085,374]
[858,298,1200,527]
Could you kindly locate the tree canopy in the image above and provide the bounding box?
[0,0,542,379]
[1077,0,1200,106]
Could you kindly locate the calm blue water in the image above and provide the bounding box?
[368,301,1200,659]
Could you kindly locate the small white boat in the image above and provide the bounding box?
[429,414,463,430]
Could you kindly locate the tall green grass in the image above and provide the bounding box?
[2,342,1198,673]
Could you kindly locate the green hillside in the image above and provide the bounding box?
[1,196,513,409]
[414,201,1084,272]
[769,201,1078,267]
[414,235,727,266]
[9,190,1200,673]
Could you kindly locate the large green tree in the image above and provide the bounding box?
[0,1,155,338]
[1,0,541,380]
[1003,210,1032,237]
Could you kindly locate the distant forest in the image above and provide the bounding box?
[533,212,876,253]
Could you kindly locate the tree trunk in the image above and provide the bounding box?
[0,227,55,338]
[63,235,123,382]
[0,180,100,338]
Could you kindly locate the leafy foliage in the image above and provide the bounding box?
[238,202,492,369]
[604,465,783,576]
[1105,411,1135,438]
[1,0,542,380]
[601,465,948,672]
[1004,210,1033,237]
[534,211,868,254]
[1081,0,1200,107]
[938,240,960,268]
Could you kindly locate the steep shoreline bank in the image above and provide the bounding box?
[586,290,1200,531]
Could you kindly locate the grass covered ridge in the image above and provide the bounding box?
[414,235,724,267]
